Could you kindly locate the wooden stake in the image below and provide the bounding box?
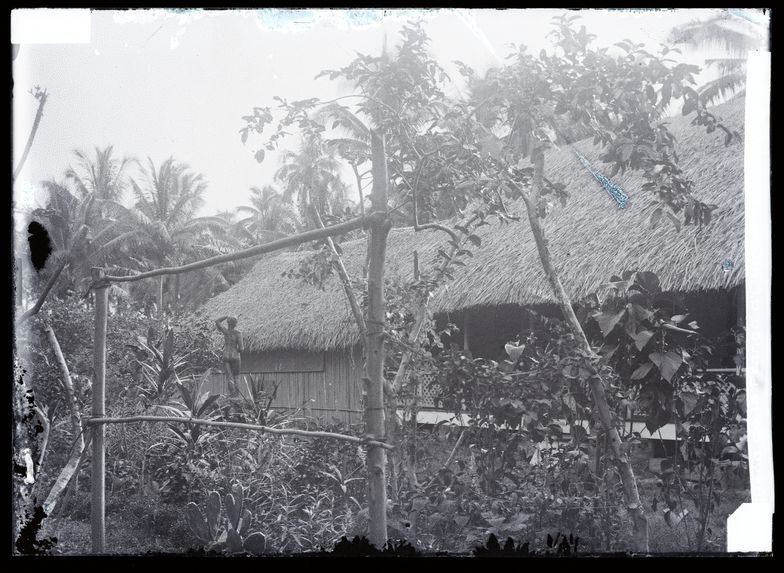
[365,130,391,549]
[91,267,108,554]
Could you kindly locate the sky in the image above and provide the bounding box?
[11,8,770,218]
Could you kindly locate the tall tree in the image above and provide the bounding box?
[237,184,301,241]
[441,15,741,551]
[274,136,347,227]
[104,157,231,313]
[668,11,768,105]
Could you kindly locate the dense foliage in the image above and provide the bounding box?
[16,14,751,555]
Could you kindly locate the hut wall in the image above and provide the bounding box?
[203,347,364,425]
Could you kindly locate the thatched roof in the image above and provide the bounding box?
[203,98,745,352]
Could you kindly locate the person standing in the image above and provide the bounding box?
[215,315,244,396]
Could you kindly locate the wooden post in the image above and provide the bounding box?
[91,267,108,553]
[364,130,391,549]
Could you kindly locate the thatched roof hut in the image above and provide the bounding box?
[202,98,745,354]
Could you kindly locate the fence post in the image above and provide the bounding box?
[91,267,108,553]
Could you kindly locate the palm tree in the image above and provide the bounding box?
[28,145,133,296]
[28,179,97,297]
[668,11,769,105]
[66,145,132,204]
[274,137,348,227]
[237,185,301,242]
[316,103,373,217]
[104,157,232,314]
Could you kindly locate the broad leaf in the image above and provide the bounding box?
[679,390,698,416]
[633,330,655,351]
[648,351,683,383]
[206,491,221,538]
[225,493,240,530]
[226,527,243,553]
[185,502,211,543]
[631,361,654,380]
[595,309,626,337]
[243,532,267,555]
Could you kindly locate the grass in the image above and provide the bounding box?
[642,482,751,553]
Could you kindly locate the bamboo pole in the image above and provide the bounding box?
[91,267,108,553]
[102,213,383,284]
[84,416,393,450]
[364,130,391,549]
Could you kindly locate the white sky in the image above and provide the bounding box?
[11,8,770,217]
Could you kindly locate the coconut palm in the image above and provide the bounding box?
[316,103,373,216]
[104,157,233,314]
[668,11,768,105]
[237,185,301,242]
[28,178,97,297]
[66,145,132,205]
[274,137,349,227]
[29,145,134,296]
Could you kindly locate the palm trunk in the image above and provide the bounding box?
[364,130,391,549]
[520,149,649,552]
[13,89,48,180]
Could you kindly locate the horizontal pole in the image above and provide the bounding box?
[102,212,383,284]
[85,415,394,450]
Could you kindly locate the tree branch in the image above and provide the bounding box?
[309,206,367,338]
[407,160,459,244]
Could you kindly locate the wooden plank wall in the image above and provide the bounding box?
[201,347,364,425]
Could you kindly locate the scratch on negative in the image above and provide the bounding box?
[572,149,629,209]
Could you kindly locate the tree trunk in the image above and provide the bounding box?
[44,324,83,448]
[520,149,649,552]
[13,89,48,180]
[364,130,391,549]
[44,433,92,516]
